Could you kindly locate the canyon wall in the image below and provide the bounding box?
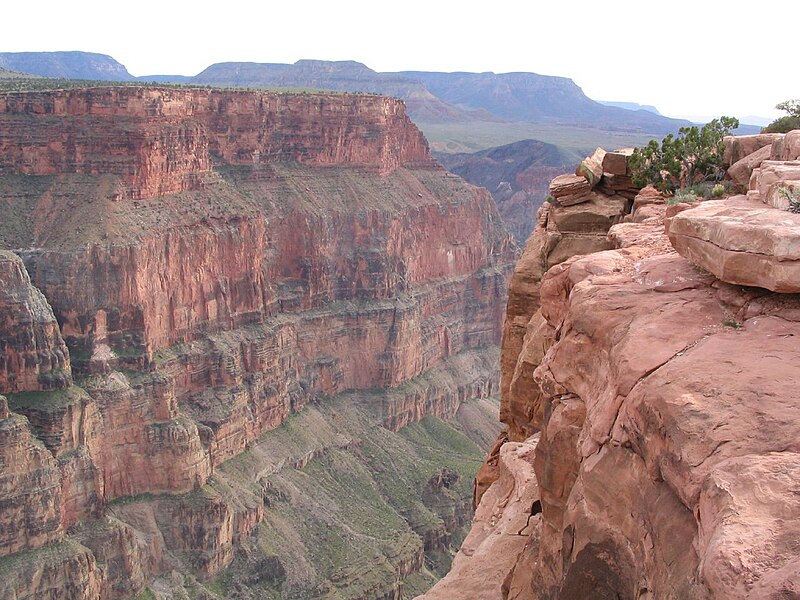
[0,86,513,599]
[421,140,800,599]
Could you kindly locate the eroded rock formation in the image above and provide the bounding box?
[424,140,800,599]
[0,86,513,599]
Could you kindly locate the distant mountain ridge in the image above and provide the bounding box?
[0,51,690,134]
[193,60,489,122]
[400,71,688,132]
[0,51,134,81]
[599,100,662,115]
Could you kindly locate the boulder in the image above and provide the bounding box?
[550,192,628,233]
[751,160,800,204]
[778,129,800,161]
[727,144,772,188]
[597,173,638,199]
[631,185,663,213]
[668,196,800,292]
[723,133,784,166]
[576,147,606,187]
[601,148,633,176]
[549,174,591,201]
[766,180,800,209]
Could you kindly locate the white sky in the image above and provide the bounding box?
[4,0,797,120]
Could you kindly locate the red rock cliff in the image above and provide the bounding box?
[0,86,435,198]
[0,86,513,599]
[421,146,800,599]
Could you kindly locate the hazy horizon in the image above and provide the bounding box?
[3,0,797,121]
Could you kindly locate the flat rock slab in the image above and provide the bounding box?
[668,196,800,292]
[549,174,591,201]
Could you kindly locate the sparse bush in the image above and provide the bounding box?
[712,183,726,198]
[763,99,800,133]
[778,186,800,213]
[669,188,699,205]
[630,117,739,194]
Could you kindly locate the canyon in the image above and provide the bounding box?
[0,85,514,598]
[420,134,800,599]
[2,76,799,600]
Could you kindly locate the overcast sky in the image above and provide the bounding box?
[4,0,797,120]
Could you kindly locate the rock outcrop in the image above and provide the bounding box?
[428,141,800,599]
[0,250,71,393]
[668,196,800,292]
[670,129,800,293]
[502,150,633,441]
[0,86,513,598]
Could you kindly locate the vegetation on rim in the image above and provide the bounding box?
[762,99,800,134]
[629,117,739,194]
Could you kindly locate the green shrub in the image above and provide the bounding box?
[630,117,739,194]
[762,115,800,134]
[669,188,699,204]
[712,183,726,198]
[763,99,800,133]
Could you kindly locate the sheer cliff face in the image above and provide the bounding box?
[426,154,800,599]
[0,87,513,599]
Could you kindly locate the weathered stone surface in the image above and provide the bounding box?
[766,179,800,209]
[751,159,800,204]
[494,232,800,597]
[549,173,590,200]
[727,143,772,187]
[443,147,800,598]
[697,453,800,599]
[0,411,63,556]
[597,173,638,200]
[601,148,633,176]
[501,169,636,442]
[668,196,800,292]
[723,132,783,166]
[575,147,606,187]
[0,86,513,597]
[773,129,800,161]
[0,540,103,600]
[0,250,71,394]
[548,192,627,233]
[415,437,541,600]
[0,87,436,197]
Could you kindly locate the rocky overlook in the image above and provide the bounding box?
[421,134,800,599]
[0,86,514,598]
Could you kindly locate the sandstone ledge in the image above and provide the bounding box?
[668,196,800,292]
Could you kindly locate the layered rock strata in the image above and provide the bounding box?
[427,145,800,599]
[0,87,435,197]
[0,86,513,599]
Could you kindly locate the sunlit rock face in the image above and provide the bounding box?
[0,86,514,598]
[427,144,800,600]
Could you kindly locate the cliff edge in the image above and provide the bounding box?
[420,136,800,599]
